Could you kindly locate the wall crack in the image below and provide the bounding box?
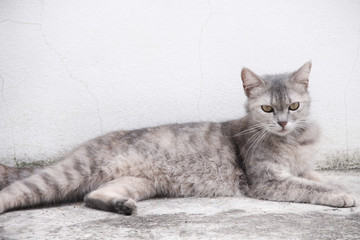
[0,19,41,26]
[197,0,214,119]
[343,32,360,160]
[39,0,103,134]
[0,73,17,164]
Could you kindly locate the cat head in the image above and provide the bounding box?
[241,62,312,136]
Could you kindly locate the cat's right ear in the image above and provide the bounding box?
[241,68,265,97]
[291,61,312,91]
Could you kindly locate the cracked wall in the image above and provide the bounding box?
[0,0,360,169]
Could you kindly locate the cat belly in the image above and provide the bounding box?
[108,152,244,198]
[97,122,246,198]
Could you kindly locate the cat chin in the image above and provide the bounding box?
[269,124,298,136]
[274,132,288,137]
[271,129,291,136]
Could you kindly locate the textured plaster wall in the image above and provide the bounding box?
[0,0,360,168]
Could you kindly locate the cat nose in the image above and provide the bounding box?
[277,121,287,128]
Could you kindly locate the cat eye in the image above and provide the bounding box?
[289,102,300,111]
[261,105,274,113]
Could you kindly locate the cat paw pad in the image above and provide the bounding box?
[342,194,357,207]
[326,193,357,208]
[114,198,137,215]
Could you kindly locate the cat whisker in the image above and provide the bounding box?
[244,129,269,159]
[241,128,268,159]
[233,124,263,137]
[242,130,263,149]
[249,129,269,158]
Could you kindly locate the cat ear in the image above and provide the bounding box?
[292,61,312,90]
[241,68,265,97]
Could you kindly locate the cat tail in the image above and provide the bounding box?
[0,147,108,214]
[0,163,42,190]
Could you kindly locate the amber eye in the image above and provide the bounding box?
[289,102,300,111]
[261,105,274,113]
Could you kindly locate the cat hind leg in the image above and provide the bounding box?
[84,177,156,215]
[0,163,42,190]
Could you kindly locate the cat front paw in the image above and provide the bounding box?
[113,198,137,215]
[322,193,358,208]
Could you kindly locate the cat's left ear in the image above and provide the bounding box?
[291,61,312,91]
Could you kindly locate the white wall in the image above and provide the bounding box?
[1,0,360,168]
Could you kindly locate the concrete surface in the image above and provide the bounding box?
[1,0,360,169]
[0,170,359,240]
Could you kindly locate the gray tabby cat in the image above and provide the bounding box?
[0,62,357,215]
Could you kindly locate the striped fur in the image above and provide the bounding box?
[0,62,357,215]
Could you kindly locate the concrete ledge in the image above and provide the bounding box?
[1,171,359,240]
